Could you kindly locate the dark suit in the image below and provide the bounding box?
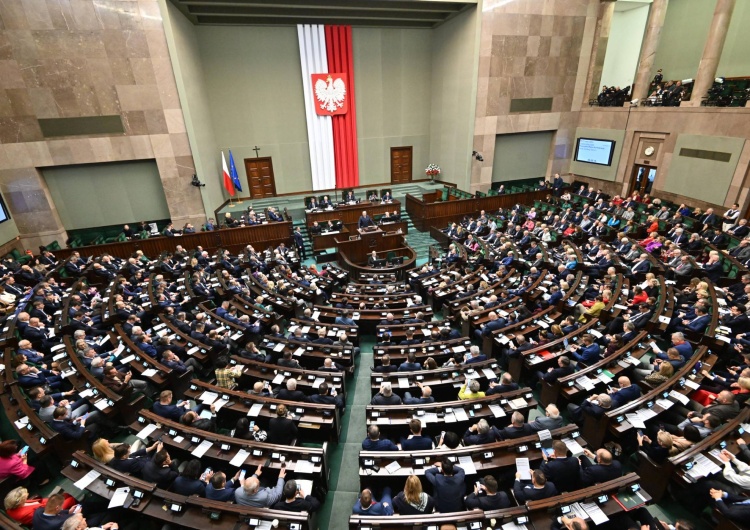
[32,509,74,530]
[579,458,622,487]
[540,456,580,491]
[142,459,179,489]
[714,493,750,523]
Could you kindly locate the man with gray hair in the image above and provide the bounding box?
[62,513,120,530]
[529,404,564,432]
[500,411,535,439]
[463,418,503,445]
[235,464,286,507]
[463,345,487,364]
[276,378,309,402]
[371,381,402,405]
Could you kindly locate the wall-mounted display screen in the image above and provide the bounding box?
[574,138,616,166]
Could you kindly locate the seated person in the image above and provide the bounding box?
[464,475,510,510]
[272,479,321,512]
[463,419,503,445]
[392,475,435,515]
[362,425,398,451]
[352,487,393,516]
[514,469,558,502]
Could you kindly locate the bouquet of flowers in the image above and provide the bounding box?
[425,164,441,177]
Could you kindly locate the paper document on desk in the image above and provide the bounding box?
[192,440,213,458]
[538,320,549,329]
[501,523,527,530]
[293,347,305,357]
[136,423,158,440]
[313,377,325,389]
[199,391,219,405]
[119,354,135,364]
[581,502,609,525]
[421,328,432,336]
[73,469,101,490]
[247,403,264,417]
[213,398,229,412]
[638,408,657,421]
[456,455,476,475]
[537,429,552,441]
[516,457,531,480]
[482,368,497,380]
[655,398,674,410]
[683,379,700,390]
[452,408,469,422]
[669,390,690,405]
[563,437,585,457]
[375,417,391,425]
[312,311,320,320]
[613,304,629,310]
[141,368,158,378]
[509,397,527,409]
[658,315,671,324]
[273,343,285,352]
[576,376,596,391]
[588,329,602,338]
[94,399,109,411]
[385,461,401,474]
[625,413,646,429]
[14,416,29,429]
[272,373,285,385]
[187,346,199,356]
[230,449,249,467]
[108,487,130,509]
[452,345,467,353]
[398,377,409,389]
[488,404,506,418]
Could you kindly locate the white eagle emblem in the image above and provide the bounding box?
[315,75,347,113]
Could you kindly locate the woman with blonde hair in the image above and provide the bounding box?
[393,475,435,514]
[92,438,115,464]
[4,486,78,525]
[645,360,674,386]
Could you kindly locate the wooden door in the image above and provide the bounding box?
[629,164,656,196]
[244,157,277,198]
[390,146,413,183]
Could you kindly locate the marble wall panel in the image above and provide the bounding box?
[0,0,204,247]
[473,0,596,191]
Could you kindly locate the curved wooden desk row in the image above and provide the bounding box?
[637,407,750,503]
[258,336,355,369]
[52,221,294,261]
[370,359,504,401]
[231,355,346,396]
[349,473,646,530]
[540,330,650,407]
[359,425,583,484]
[132,410,328,487]
[366,387,537,438]
[582,346,712,448]
[183,379,341,443]
[62,450,311,530]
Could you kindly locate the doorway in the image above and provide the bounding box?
[244,157,277,198]
[630,164,656,196]
[390,146,413,183]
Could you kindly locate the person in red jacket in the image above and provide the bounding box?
[4,486,78,525]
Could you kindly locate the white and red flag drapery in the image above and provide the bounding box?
[297,24,359,191]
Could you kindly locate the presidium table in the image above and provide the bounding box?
[305,200,408,251]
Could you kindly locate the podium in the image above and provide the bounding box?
[334,229,415,280]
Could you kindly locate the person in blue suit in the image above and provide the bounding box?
[569,334,601,366]
[400,419,434,450]
[607,376,641,408]
[675,306,711,335]
[474,312,506,340]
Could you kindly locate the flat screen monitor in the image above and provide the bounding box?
[390,256,404,265]
[373,259,387,268]
[0,195,9,225]
[574,138,616,166]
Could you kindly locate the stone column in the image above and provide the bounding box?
[683,0,736,107]
[583,0,616,104]
[631,0,669,103]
